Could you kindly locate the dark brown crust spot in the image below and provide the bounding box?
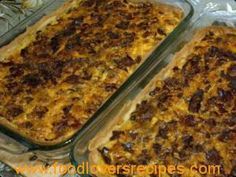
[184,115,196,127]
[206,149,221,164]
[32,106,48,119]
[110,131,125,140]
[131,101,154,122]
[6,104,24,118]
[188,89,204,113]
[64,75,81,84]
[115,55,136,71]
[22,73,43,88]
[116,21,129,30]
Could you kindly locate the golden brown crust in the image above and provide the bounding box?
[0,0,183,145]
[88,26,236,177]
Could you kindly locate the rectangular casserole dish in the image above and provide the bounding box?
[0,0,193,156]
[71,8,236,177]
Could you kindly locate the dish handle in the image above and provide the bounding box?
[0,133,30,155]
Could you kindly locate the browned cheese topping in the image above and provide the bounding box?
[98,28,236,177]
[0,0,183,144]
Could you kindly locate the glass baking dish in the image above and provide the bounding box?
[0,0,193,159]
[71,7,236,176]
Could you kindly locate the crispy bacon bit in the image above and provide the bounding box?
[33,106,48,119]
[9,65,24,77]
[173,66,179,72]
[64,75,81,84]
[193,144,204,153]
[182,56,201,83]
[137,21,149,30]
[82,0,95,7]
[5,82,22,95]
[164,77,182,90]
[70,120,82,129]
[107,31,120,39]
[225,113,236,127]
[157,28,166,36]
[129,130,138,140]
[208,46,220,57]
[131,101,154,122]
[182,135,194,148]
[149,87,160,96]
[20,48,28,58]
[115,55,136,71]
[105,0,125,9]
[65,43,74,50]
[29,155,38,161]
[21,121,33,129]
[105,83,118,92]
[137,150,151,164]
[158,124,168,139]
[223,51,236,61]
[116,21,129,30]
[227,64,236,77]
[50,36,60,52]
[153,143,162,154]
[136,56,142,63]
[53,114,71,134]
[206,149,221,164]
[63,105,72,115]
[202,31,214,41]
[218,104,227,113]
[157,91,169,103]
[205,118,216,127]
[25,96,34,103]
[22,73,42,87]
[207,46,236,61]
[63,26,76,37]
[6,105,24,118]
[120,32,135,47]
[217,88,232,102]
[188,89,204,113]
[218,130,234,142]
[230,166,236,177]
[229,78,236,90]
[53,119,67,132]
[110,131,125,140]
[184,115,196,127]
[99,147,112,164]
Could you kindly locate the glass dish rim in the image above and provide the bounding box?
[0,0,193,151]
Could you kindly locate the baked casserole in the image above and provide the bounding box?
[0,0,183,145]
[89,26,236,177]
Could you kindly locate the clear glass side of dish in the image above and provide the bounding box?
[0,0,193,159]
[70,8,236,176]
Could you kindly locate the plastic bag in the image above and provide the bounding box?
[188,0,236,19]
